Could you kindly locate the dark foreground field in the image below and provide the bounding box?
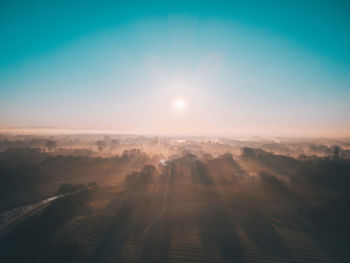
[1,146,350,263]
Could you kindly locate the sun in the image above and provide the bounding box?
[174,98,185,111]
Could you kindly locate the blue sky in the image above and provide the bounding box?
[0,0,349,136]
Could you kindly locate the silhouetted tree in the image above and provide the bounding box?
[96,140,106,152]
[110,139,119,152]
[45,140,57,152]
[331,145,341,159]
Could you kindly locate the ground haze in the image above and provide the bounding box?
[0,134,349,262]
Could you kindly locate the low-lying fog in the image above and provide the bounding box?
[1,133,350,262]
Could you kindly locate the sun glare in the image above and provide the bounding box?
[174,98,185,111]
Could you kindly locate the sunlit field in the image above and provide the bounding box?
[0,135,350,262]
[1,1,350,262]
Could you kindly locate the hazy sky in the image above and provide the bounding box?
[0,0,349,136]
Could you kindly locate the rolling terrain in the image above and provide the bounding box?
[0,138,350,262]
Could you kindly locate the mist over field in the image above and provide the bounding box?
[0,134,350,262]
[1,0,350,262]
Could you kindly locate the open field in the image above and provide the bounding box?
[0,136,349,262]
